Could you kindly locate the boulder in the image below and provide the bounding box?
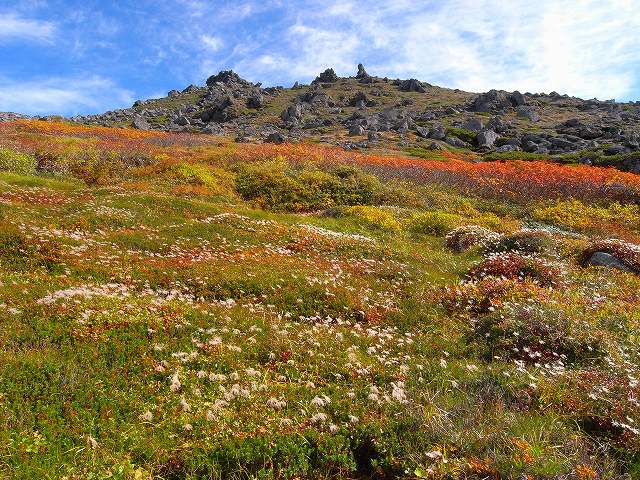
[206,70,248,87]
[477,130,499,148]
[428,124,446,140]
[247,93,264,109]
[463,117,484,132]
[585,252,632,272]
[470,89,525,112]
[281,103,303,123]
[398,79,427,93]
[132,116,150,130]
[349,124,365,136]
[516,105,539,122]
[313,68,339,84]
[265,132,286,144]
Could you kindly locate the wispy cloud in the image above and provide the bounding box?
[200,34,223,52]
[0,76,133,116]
[0,13,56,43]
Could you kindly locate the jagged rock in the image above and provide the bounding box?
[206,70,247,87]
[496,144,520,152]
[281,103,303,123]
[132,116,150,130]
[349,124,365,136]
[349,91,376,108]
[428,124,446,140]
[426,142,443,150]
[356,63,374,84]
[446,136,467,148]
[463,117,484,132]
[313,68,339,84]
[247,93,264,109]
[477,130,499,148]
[265,132,286,144]
[487,116,510,133]
[173,115,190,126]
[168,90,180,98]
[415,126,430,139]
[470,90,525,112]
[367,131,380,141]
[516,105,539,122]
[398,79,427,93]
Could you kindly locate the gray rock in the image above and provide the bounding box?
[247,93,264,109]
[313,68,339,84]
[132,116,150,130]
[399,78,427,93]
[281,103,303,123]
[445,136,467,148]
[496,144,520,152]
[487,116,510,133]
[415,126,430,139]
[173,115,190,126]
[428,124,446,140]
[349,124,365,136]
[477,129,499,148]
[516,105,540,122]
[605,145,627,155]
[463,116,484,132]
[585,252,632,272]
[168,90,180,98]
[265,132,286,144]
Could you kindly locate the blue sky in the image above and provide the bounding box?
[2,0,640,116]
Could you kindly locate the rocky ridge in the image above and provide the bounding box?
[11,65,640,173]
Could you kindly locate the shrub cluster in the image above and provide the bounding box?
[406,211,461,236]
[580,239,640,273]
[0,147,37,174]
[466,253,561,286]
[234,160,384,212]
[469,304,605,366]
[445,225,501,252]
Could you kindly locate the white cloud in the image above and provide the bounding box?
[201,34,223,52]
[0,13,56,43]
[0,76,134,116]
[290,0,640,100]
[216,0,637,100]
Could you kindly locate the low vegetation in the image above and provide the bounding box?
[0,120,638,479]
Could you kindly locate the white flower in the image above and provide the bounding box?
[180,397,191,412]
[139,410,153,422]
[329,423,339,433]
[183,423,193,432]
[426,450,443,460]
[87,435,98,449]
[170,371,181,393]
[439,358,447,368]
[266,397,286,410]
[310,413,328,423]
[349,415,359,424]
[196,370,207,378]
[310,395,330,407]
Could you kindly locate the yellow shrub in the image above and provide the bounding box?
[346,206,401,232]
[533,200,640,234]
[173,163,236,197]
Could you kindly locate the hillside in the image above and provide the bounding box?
[50,65,640,175]
[0,119,638,478]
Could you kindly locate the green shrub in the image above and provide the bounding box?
[345,206,401,231]
[446,127,477,145]
[174,163,236,197]
[406,211,461,236]
[234,160,384,212]
[0,147,37,174]
[469,304,606,366]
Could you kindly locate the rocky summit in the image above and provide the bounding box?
[24,64,638,174]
